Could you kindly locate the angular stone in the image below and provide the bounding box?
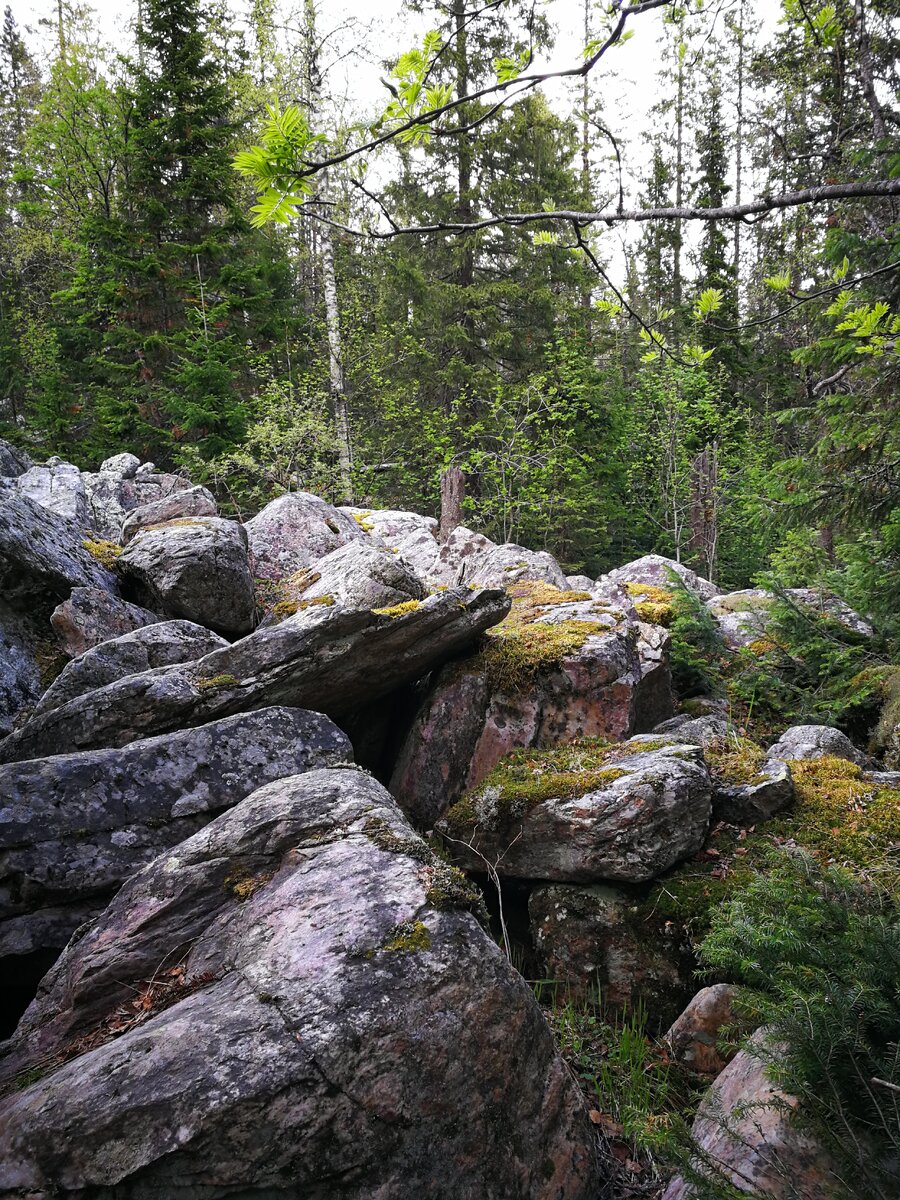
[662,1030,843,1200]
[0,768,601,1200]
[464,541,569,590]
[714,757,794,824]
[439,740,712,884]
[433,523,496,584]
[566,574,594,591]
[529,882,695,1025]
[766,724,875,769]
[0,489,117,606]
[0,602,42,736]
[664,984,742,1075]
[118,516,256,638]
[653,714,730,746]
[603,554,721,603]
[634,621,675,732]
[706,589,774,649]
[34,620,228,715]
[244,491,364,581]
[0,438,32,478]
[120,484,217,543]
[82,462,191,540]
[15,459,89,526]
[0,707,352,958]
[342,506,438,544]
[50,587,161,658]
[0,586,511,762]
[298,539,426,611]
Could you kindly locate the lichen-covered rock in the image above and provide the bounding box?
[118,516,257,638]
[0,707,351,960]
[34,620,228,715]
[634,621,675,732]
[82,458,191,540]
[706,589,774,649]
[244,491,364,581]
[464,540,569,589]
[603,554,721,603]
[433,523,496,584]
[0,768,602,1200]
[653,714,730,745]
[0,489,117,605]
[664,984,743,1076]
[341,506,438,545]
[0,602,42,736]
[529,882,695,1025]
[439,739,712,884]
[767,724,875,769]
[15,458,89,526]
[662,1030,843,1200]
[0,586,510,762]
[391,615,644,828]
[50,586,161,658]
[0,438,32,478]
[786,587,874,639]
[294,539,427,612]
[714,756,794,824]
[566,574,594,591]
[120,484,217,543]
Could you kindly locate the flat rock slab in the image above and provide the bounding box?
[0,602,42,737]
[34,620,229,716]
[0,706,351,957]
[440,740,712,884]
[50,587,161,658]
[0,768,601,1200]
[0,587,510,762]
[120,484,217,543]
[298,538,426,611]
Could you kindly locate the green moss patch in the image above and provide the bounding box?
[481,620,605,693]
[82,537,122,569]
[704,736,769,786]
[625,582,675,627]
[195,673,240,691]
[382,919,431,953]
[372,599,421,617]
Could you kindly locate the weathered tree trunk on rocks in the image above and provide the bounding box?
[689,442,718,582]
[439,465,466,542]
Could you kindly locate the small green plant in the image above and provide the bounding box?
[666,574,726,698]
[195,673,240,691]
[82,537,122,569]
[371,599,421,617]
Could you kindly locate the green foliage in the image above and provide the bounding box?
[667,576,726,698]
[700,852,900,1198]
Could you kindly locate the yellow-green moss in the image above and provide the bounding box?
[444,739,624,836]
[606,737,675,759]
[225,868,273,901]
[625,582,676,627]
[82,538,122,569]
[481,621,604,693]
[352,510,374,533]
[372,599,422,618]
[196,673,240,691]
[382,919,431,953]
[271,593,335,621]
[705,736,768,786]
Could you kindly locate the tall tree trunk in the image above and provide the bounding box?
[439,465,465,542]
[732,0,744,315]
[689,443,719,582]
[673,21,685,313]
[453,0,476,376]
[854,0,887,143]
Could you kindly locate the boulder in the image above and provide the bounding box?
[34,620,228,716]
[664,984,742,1075]
[566,574,594,591]
[0,602,42,736]
[82,458,192,540]
[433,523,496,584]
[50,586,160,658]
[391,611,645,829]
[244,491,364,581]
[766,724,875,769]
[706,589,774,649]
[0,707,351,959]
[654,714,730,746]
[0,586,510,762]
[439,739,712,884]
[529,883,695,1025]
[714,756,794,824]
[15,458,90,526]
[0,489,117,605]
[0,768,601,1200]
[464,541,569,590]
[293,539,427,612]
[786,587,874,639]
[120,484,217,543]
[0,438,32,478]
[662,1031,843,1200]
[634,621,675,732]
[342,506,438,544]
[603,554,721,603]
[118,516,257,638]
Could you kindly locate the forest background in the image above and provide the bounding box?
[0,0,897,634]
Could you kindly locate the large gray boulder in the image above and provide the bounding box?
[118,516,257,638]
[433,523,496,584]
[0,707,351,959]
[766,724,875,769]
[0,488,117,605]
[0,586,511,762]
[82,455,191,540]
[0,768,602,1200]
[439,739,712,884]
[0,602,43,736]
[294,538,427,612]
[663,1030,843,1200]
[15,458,90,526]
[245,491,364,581]
[120,484,217,543]
[34,620,228,715]
[603,554,721,603]
[464,541,569,590]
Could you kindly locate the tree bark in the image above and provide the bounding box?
[439,466,466,542]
